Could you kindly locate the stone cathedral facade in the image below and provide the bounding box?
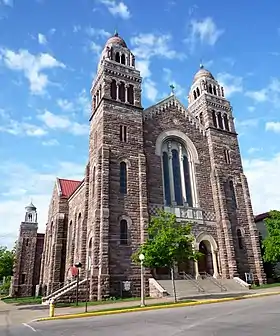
[38,32,265,300]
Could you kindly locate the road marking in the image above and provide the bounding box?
[22,323,37,332]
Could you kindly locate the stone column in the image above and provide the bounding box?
[211,249,219,278]
[167,142,176,204]
[222,114,226,130]
[189,160,198,207]
[194,260,199,279]
[116,83,120,101]
[125,84,128,103]
[178,144,187,204]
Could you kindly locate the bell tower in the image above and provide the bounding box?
[188,65,266,284]
[87,32,148,300]
[11,202,39,297]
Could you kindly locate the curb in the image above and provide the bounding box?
[35,290,280,322]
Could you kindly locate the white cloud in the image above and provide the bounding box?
[187,17,224,48]
[163,68,185,97]
[136,59,151,78]
[99,0,130,19]
[248,106,256,112]
[0,110,47,137]
[246,78,280,107]
[90,41,102,55]
[0,49,65,94]
[38,110,88,135]
[235,118,259,129]
[0,0,13,6]
[265,121,280,133]
[0,160,85,248]
[244,153,280,214]
[42,139,59,146]
[248,147,262,155]
[143,79,158,102]
[86,27,110,39]
[216,72,243,98]
[57,98,74,112]
[38,33,47,45]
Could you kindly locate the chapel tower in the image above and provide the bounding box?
[188,65,266,283]
[11,203,44,297]
[87,32,149,299]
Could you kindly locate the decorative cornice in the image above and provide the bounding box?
[143,95,206,135]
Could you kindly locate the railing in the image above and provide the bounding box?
[200,272,227,292]
[179,271,205,293]
[42,280,77,302]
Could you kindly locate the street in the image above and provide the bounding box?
[2,294,280,335]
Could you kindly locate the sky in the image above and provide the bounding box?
[0,0,280,249]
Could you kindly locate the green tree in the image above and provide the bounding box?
[133,210,200,302]
[0,246,15,281]
[263,210,280,264]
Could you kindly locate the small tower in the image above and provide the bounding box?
[11,202,41,297]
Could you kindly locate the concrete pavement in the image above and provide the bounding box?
[2,293,280,335]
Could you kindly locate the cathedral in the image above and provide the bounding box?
[12,32,266,300]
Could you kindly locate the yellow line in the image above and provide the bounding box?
[36,291,280,322]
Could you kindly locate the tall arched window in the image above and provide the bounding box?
[127,85,134,105]
[88,238,93,268]
[110,79,117,100]
[196,87,200,97]
[120,161,127,194]
[193,90,197,100]
[237,229,243,249]
[115,52,120,63]
[121,54,126,65]
[212,111,217,128]
[162,140,193,207]
[217,112,223,129]
[213,86,217,95]
[229,180,237,209]
[209,84,213,94]
[119,82,125,102]
[120,219,128,245]
[224,114,230,131]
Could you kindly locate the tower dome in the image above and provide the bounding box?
[193,64,214,84]
[105,31,127,48]
[25,201,36,212]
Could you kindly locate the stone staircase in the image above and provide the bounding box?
[42,278,88,305]
[155,272,249,298]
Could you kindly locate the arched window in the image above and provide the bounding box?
[217,112,223,129]
[121,54,126,65]
[110,79,117,100]
[92,167,96,198]
[127,84,134,105]
[209,84,213,94]
[115,52,120,63]
[120,161,127,194]
[196,87,200,97]
[224,114,230,131]
[199,112,204,125]
[237,229,243,249]
[88,238,93,268]
[120,219,128,245]
[162,140,193,207]
[119,82,125,102]
[212,111,217,128]
[213,86,217,95]
[229,180,237,209]
[193,90,197,100]
[224,149,230,164]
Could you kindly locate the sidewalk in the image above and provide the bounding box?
[2,286,280,325]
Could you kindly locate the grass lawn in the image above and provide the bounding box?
[251,282,280,290]
[2,296,42,305]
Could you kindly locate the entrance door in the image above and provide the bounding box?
[198,241,209,274]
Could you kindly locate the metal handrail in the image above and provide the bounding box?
[42,280,77,301]
[201,272,227,292]
[179,271,205,293]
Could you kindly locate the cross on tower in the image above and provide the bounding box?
[170,84,175,95]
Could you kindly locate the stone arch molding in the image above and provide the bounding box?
[155,129,199,164]
[195,232,218,252]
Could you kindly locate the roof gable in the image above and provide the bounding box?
[57,178,82,198]
[143,95,205,135]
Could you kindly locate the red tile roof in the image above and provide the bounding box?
[254,212,269,223]
[58,178,82,198]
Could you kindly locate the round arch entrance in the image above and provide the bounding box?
[198,240,213,275]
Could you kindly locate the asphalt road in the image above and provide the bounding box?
[3,295,280,335]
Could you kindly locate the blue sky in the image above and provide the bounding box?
[0,0,280,248]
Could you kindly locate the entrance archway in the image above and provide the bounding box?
[198,241,213,275]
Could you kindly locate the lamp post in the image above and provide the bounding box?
[74,262,82,307]
[139,253,145,307]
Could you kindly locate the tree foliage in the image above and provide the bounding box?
[0,246,15,280]
[263,210,280,263]
[133,210,200,268]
